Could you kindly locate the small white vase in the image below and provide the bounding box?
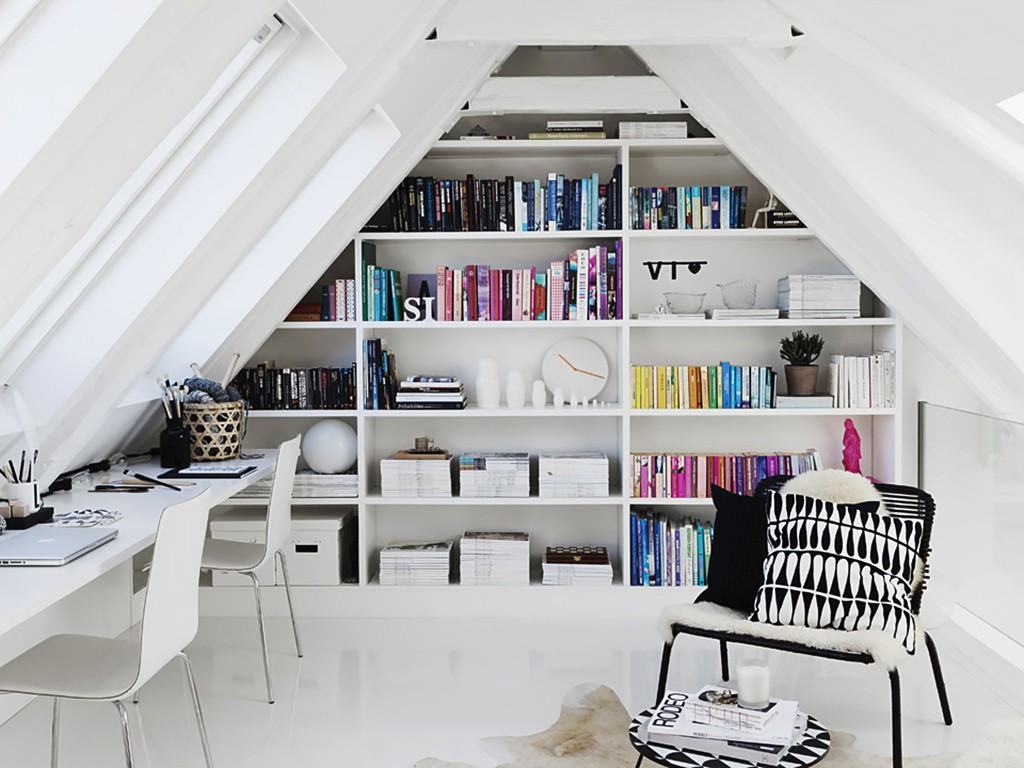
[476,358,501,408]
[531,380,547,408]
[553,388,565,408]
[507,371,526,409]
[570,392,579,408]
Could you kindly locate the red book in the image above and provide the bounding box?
[444,270,454,321]
[466,265,477,321]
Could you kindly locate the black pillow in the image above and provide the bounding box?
[695,485,769,613]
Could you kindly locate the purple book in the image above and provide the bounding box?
[598,245,608,320]
[615,240,623,319]
[476,264,489,321]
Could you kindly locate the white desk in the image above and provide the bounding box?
[0,451,275,644]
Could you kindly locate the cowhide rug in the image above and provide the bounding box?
[416,684,1024,768]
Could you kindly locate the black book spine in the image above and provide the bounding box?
[498,181,507,231]
[502,269,512,320]
[505,175,514,231]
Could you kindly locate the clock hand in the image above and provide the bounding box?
[573,367,606,380]
[557,353,579,372]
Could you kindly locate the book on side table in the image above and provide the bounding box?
[644,687,804,766]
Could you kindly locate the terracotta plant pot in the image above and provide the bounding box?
[784,365,819,396]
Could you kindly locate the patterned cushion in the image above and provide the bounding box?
[751,492,924,654]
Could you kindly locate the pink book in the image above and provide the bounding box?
[640,456,650,498]
[598,246,608,320]
[528,267,536,321]
[550,261,565,321]
[697,457,707,498]
[444,270,453,321]
[588,247,597,320]
[489,269,499,321]
[615,240,623,319]
[670,455,679,497]
[477,264,489,321]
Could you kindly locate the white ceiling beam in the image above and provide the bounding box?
[465,75,681,115]
[437,0,793,45]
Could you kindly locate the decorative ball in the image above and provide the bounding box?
[302,420,357,474]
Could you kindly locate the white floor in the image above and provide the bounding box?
[2,617,1023,767]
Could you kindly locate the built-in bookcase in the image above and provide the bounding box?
[210,135,902,615]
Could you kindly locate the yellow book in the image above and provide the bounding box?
[700,367,710,409]
[688,367,698,409]
[657,366,667,409]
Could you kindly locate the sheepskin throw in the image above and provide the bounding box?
[752,492,923,653]
[781,469,886,513]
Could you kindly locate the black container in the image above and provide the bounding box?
[160,421,192,469]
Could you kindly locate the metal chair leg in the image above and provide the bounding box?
[112,700,135,768]
[132,690,140,705]
[51,698,60,768]
[656,638,675,703]
[276,550,303,658]
[247,571,275,704]
[719,639,730,682]
[634,755,645,768]
[889,669,903,768]
[179,652,215,768]
[924,633,953,725]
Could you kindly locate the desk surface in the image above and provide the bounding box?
[0,451,276,636]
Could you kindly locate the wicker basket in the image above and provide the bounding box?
[183,401,246,461]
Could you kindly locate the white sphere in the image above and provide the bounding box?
[302,420,357,474]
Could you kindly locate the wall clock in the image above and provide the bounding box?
[541,338,609,401]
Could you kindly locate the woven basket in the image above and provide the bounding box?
[183,401,246,461]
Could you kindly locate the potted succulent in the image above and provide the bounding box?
[779,331,824,396]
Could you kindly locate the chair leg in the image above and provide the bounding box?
[246,571,275,704]
[924,632,953,726]
[179,652,215,768]
[112,701,135,768]
[132,689,140,705]
[276,550,303,659]
[719,639,730,682]
[656,637,675,703]
[889,669,903,768]
[51,698,60,768]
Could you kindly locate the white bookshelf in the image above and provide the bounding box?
[220,135,903,614]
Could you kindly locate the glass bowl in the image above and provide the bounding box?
[662,292,707,315]
[718,279,758,309]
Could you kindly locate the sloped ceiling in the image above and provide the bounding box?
[2,0,1023,484]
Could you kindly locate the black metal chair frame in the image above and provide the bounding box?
[652,476,952,768]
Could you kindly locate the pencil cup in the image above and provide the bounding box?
[8,482,40,514]
[160,422,192,469]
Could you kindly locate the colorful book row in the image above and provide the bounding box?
[630,511,713,587]
[363,339,399,410]
[631,364,778,410]
[386,167,623,233]
[630,450,823,499]
[628,185,748,230]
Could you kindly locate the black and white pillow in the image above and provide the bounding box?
[752,492,924,654]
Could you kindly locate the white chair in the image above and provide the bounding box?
[200,435,302,704]
[0,491,215,768]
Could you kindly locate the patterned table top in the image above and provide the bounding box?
[629,706,830,768]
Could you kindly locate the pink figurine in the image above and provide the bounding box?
[842,418,863,475]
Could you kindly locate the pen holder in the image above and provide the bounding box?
[8,482,41,514]
[160,421,192,469]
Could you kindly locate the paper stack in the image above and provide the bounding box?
[459,532,530,586]
[645,687,804,766]
[395,376,467,410]
[619,121,689,139]
[234,470,357,499]
[778,275,861,319]
[379,541,453,586]
[539,453,609,497]
[458,453,530,497]
[708,308,781,320]
[542,546,613,586]
[380,450,452,497]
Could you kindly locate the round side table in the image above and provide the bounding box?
[629,707,831,768]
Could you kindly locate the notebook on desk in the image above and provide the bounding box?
[159,464,257,480]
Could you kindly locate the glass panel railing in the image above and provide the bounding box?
[919,402,1024,646]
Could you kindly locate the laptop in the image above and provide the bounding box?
[0,527,118,566]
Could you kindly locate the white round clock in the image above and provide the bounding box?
[541,337,609,402]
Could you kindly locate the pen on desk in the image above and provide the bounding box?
[7,460,18,483]
[18,450,25,482]
[123,469,182,491]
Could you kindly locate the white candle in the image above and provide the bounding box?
[736,664,770,709]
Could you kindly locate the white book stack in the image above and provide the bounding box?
[379,541,453,586]
[234,470,357,499]
[778,275,862,319]
[539,452,609,497]
[709,308,781,320]
[459,532,530,586]
[829,350,897,408]
[458,453,530,498]
[380,451,452,497]
[619,121,689,139]
[542,546,613,586]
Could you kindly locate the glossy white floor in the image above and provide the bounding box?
[1,616,1022,767]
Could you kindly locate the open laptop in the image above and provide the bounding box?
[0,527,118,566]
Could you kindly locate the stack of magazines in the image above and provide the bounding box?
[542,546,613,586]
[458,453,530,497]
[234,470,357,499]
[644,687,804,766]
[379,541,452,585]
[538,453,609,497]
[380,449,452,497]
[395,376,466,410]
[459,532,530,586]
[778,274,861,319]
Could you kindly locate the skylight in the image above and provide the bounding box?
[997,90,1024,124]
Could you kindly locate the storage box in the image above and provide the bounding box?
[210,511,352,586]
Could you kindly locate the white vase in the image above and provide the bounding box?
[476,358,501,409]
[553,388,565,408]
[531,380,547,408]
[507,371,526,409]
[570,392,579,408]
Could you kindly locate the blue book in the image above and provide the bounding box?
[640,517,649,586]
[696,522,705,586]
[556,175,565,229]
[590,172,599,229]
[652,517,660,586]
[721,362,731,409]
[734,366,742,409]
[574,179,582,231]
[547,175,557,230]
[629,513,637,586]
[710,186,721,229]
[720,186,731,229]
